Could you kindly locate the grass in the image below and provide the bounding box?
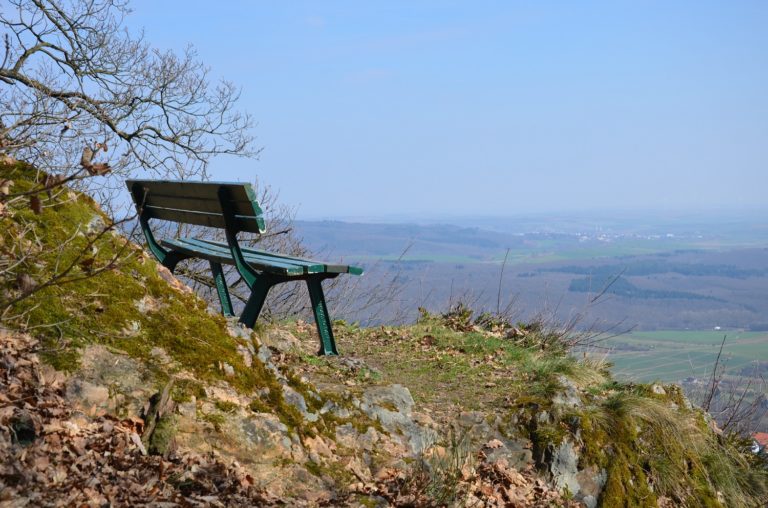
[287,307,604,422]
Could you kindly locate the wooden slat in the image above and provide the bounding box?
[195,239,363,275]
[162,239,304,276]
[183,238,326,273]
[168,238,308,276]
[178,238,324,275]
[126,180,265,228]
[143,206,264,233]
[138,194,258,217]
[127,179,255,203]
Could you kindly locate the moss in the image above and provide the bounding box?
[148,414,178,456]
[214,400,239,413]
[304,460,322,477]
[200,412,226,432]
[172,379,206,403]
[597,419,658,507]
[2,162,272,394]
[248,398,271,413]
[302,458,355,487]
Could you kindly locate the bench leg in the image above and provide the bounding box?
[161,251,187,273]
[239,277,274,329]
[209,261,234,317]
[306,277,338,356]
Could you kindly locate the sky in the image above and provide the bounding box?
[129,1,768,220]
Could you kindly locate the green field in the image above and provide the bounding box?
[600,330,768,383]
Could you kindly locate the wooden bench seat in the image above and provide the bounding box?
[161,238,363,276]
[126,179,362,355]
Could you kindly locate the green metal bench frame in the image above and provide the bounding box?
[126,179,362,355]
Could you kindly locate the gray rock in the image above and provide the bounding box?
[64,346,152,418]
[460,411,532,470]
[177,397,197,418]
[85,214,106,235]
[257,345,272,364]
[320,400,351,419]
[225,319,253,340]
[550,439,580,495]
[575,467,607,507]
[149,347,173,365]
[360,384,436,454]
[552,375,582,408]
[263,329,301,353]
[282,385,319,422]
[236,344,253,367]
[66,379,110,413]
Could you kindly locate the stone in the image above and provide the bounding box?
[304,435,335,458]
[457,411,532,470]
[550,439,580,495]
[135,295,163,314]
[360,384,437,455]
[177,397,197,418]
[121,320,141,337]
[552,375,582,408]
[225,319,253,341]
[257,345,272,364]
[263,329,301,353]
[64,346,153,417]
[236,344,253,367]
[282,385,319,422]
[155,264,193,294]
[332,405,352,418]
[66,379,110,415]
[651,384,666,395]
[85,214,106,235]
[149,347,173,365]
[361,384,414,427]
[575,467,607,508]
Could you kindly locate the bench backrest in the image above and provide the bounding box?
[126,180,266,234]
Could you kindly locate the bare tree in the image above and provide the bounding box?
[0,0,262,324]
[0,0,255,199]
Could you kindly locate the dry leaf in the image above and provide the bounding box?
[485,439,504,449]
[29,195,42,214]
[79,257,95,273]
[16,273,36,294]
[87,163,111,176]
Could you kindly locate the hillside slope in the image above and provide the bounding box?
[1,161,766,507]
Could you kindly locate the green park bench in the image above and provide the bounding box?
[126,179,363,355]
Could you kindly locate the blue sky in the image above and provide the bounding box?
[130,1,767,219]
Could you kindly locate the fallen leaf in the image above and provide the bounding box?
[484,439,504,449]
[15,273,36,294]
[79,257,95,273]
[29,195,42,214]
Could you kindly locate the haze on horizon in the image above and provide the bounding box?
[130,1,768,219]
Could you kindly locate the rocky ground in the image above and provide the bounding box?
[0,325,577,507]
[2,161,766,507]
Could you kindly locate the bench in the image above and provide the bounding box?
[126,179,363,355]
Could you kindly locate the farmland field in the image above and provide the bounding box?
[601,330,768,383]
